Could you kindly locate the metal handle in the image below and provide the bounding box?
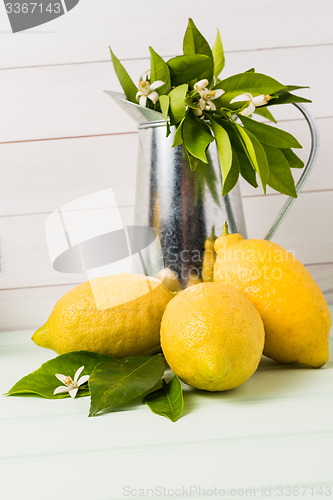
[264,103,320,240]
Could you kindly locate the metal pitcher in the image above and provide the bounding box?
[105,91,319,288]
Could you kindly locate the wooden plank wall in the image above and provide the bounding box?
[0,0,332,331]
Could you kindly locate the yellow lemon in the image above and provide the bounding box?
[214,226,331,368]
[161,282,265,391]
[32,273,173,358]
[156,267,181,292]
[202,227,217,282]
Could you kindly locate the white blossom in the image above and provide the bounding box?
[136,80,165,107]
[53,366,89,399]
[230,92,271,116]
[194,79,225,113]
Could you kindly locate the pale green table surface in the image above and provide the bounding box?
[1,309,333,500]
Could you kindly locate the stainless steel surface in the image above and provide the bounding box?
[134,121,247,287]
[264,103,320,240]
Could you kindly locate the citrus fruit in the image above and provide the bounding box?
[214,225,331,367]
[32,273,173,358]
[161,282,265,391]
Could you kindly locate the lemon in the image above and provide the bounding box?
[156,267,181,292]
[202,227,217,282]
[32,273,173,358]
[214,226,331,367]
[161,282,265,391]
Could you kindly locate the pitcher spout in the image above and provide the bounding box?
[104,90,163,125]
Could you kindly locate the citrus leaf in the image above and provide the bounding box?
[182,112,214,163]
[5,351,113,399]
[149,46,171,94]
[159,94,170,136]
[167,54,212,86]
[172,118,185,147]
[193,155,221,206]
[254,107,277,123]
[169,84,188,124]
[240,116,302,149]
[88,354,167,417]
[212,29,225,78]
[222,148,240,196]
[281,148,304,169]
[211,119,234,194]
[109,48,138,103]
[284,85,310,92]
[268,90,311,106]
[144,376,184,422]
[183,18,212,58]
[245,130,269,193]
[238,149,258,187]
[218,119,258,188]
[183,18,213,82]
[234,123,259,172]
[214,72,285,95]
[263,145,297,197]
[185,149,202,171]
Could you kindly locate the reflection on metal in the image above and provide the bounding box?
[134,122,247,287]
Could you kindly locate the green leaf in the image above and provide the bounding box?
[238,149,258,187]
[5,351,113,399]
[172,118,185,147]
[240,115,302,149]
[281,148,304,169]
[183,19,212,58]
[88,354,167,417]
[144,375,184,422]
[182,112,214,163]
[263,145,297,197]
[218,119,258,188]
[167,54,212,86]
[254,107,277,123]
[109,48,138,103]
[211,120,235,195]
[159,95,170,136]
[185,150,202,171]
[215,72,285,96]
[183,18,213,81]
[268,90,311,106]
[149,46,171,94]
[245,130,269,192]
[193,155,221,206]
[212,29,225,78]
[284,85,309,92]
[223,148,240,196]
[234,123,259,171]
[169,84,188,124]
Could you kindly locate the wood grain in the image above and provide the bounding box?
[0,44,332,142]
[0,0,332,68]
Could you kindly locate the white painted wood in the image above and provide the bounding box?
[0,191,332,292]
[0,44,331,142]
[0,324,332,500]
[0,433,332,500]
[0,0,332,68]
[0,134,138,216]
[0,285,76,331]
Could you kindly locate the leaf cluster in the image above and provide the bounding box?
[110,19,310,197]
[5,351,184,422]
